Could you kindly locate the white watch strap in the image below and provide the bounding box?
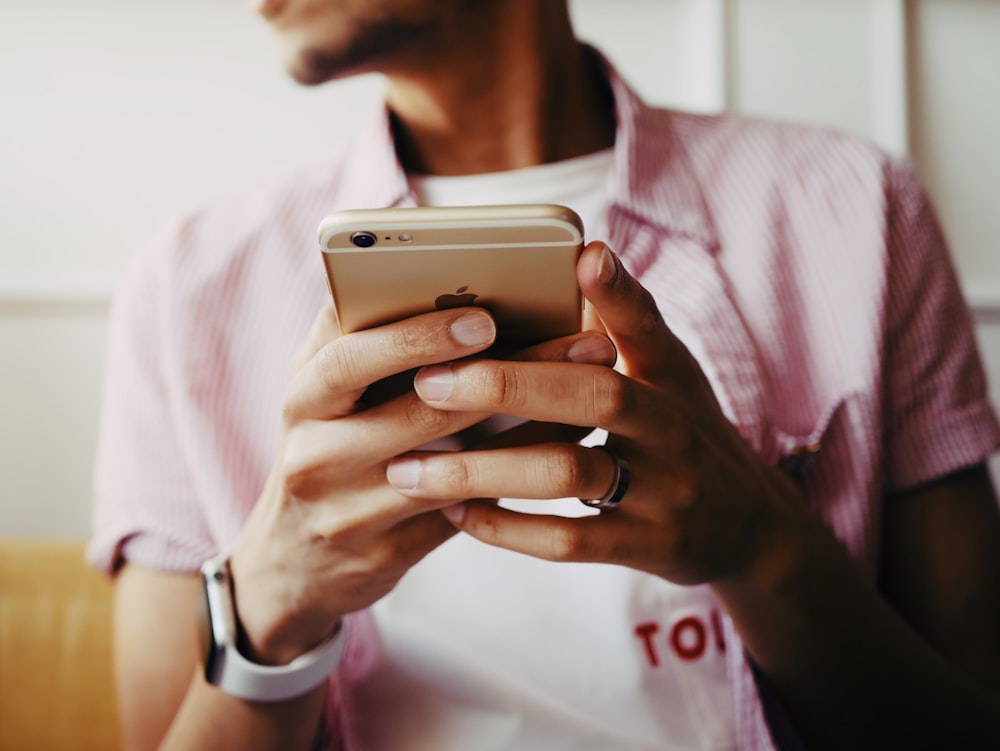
[212,622,347,702]
[202,554,348,702]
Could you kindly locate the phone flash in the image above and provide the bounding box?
[398,233,413,242]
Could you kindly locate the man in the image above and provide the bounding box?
[90,1,1000,749]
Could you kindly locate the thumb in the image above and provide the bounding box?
[578,242,682,380]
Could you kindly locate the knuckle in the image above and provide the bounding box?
[439,456,476,497]
[358,539,401,579]
[547,522,590,562]
[281,387,319,426]
[281,450,323,500]
[280,424,346,500]
[634,289,664,335]
[478,363,525,410]
[281,398,301,427]
[402,393,454,434]
[280,434,316,497]
[459,504,500,544]
[541,445,588,492]
[387,322,435,356]
[591,373,636,425]
[313,340,361,390]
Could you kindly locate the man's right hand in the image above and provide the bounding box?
[228,303,615,665]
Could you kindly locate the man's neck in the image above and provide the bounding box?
[382,6,615,176]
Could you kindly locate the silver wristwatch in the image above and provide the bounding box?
[197,553,347,702]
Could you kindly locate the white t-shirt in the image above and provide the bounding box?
[409,146,614,242]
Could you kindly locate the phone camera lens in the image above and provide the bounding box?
[351,231,377,248]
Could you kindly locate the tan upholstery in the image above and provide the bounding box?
[0,539,121,750]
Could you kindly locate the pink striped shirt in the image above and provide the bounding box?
[89,61,999,750]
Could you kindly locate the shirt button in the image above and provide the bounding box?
[779,441,822,479]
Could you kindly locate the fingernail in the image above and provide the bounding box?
[598,245,619,285]
[386,456,421,490]
[441,503,466,525]
[450,312,495,347]
[567,336,616,365]
[415,364,454,402]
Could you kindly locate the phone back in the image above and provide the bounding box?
[318,204,584,346]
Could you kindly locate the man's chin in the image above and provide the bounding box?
[275,17,427,88]
[282,46,365,87]
[280,51,332,86]
[286,61,331,87]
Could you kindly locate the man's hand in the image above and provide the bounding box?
[229,299,617,665]
[386,241,806,586]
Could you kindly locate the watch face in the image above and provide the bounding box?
[199,555,238,686]
[196,575,219,679]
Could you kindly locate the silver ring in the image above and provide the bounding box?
[580,446,631,511]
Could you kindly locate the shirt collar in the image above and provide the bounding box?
[598,51,718,252]
[338,49,718,252]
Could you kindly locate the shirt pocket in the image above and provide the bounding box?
[763,397,852,481]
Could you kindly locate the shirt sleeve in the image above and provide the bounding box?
[87,225,216,576]
[881,159,1000,492]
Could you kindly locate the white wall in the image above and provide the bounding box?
[2,0,999,536]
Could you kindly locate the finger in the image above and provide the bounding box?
[439,500,626,564]
[279,442,471,532]
[286,308,497,421]
[310,380,592,470]
[340,329,614,459]
[510,329,617,368]
[381,506,461,564]
[447,330,614,449]
[390,331,614,450]
[468,421,593,451]
[386,443,618,502]
[290,331,616,465]
[581,298,607,337]
[576,242,679,379]
[279,381,496,490]
[412,358,645,437]
[342,389,495,459]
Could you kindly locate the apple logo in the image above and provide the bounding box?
[434,285,478,310]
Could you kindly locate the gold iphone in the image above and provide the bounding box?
[317,204,584,347]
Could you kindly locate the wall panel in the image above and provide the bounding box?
[909,0,1000,302]
[572,0,727,112]
[728,0,908,155]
